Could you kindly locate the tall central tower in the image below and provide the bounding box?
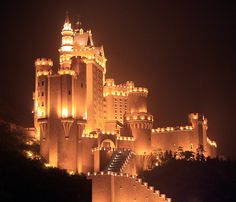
[58,14,106,131]
[34,14,107,172]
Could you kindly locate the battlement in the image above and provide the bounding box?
[104,79,148,97]
[35,58,53,66]
[87,171,171,202]
[128,87,148,96]
[105,78,115,86]
[125,112,153,122]
[58,69,76,76]
[72,46,107,68]
[35,58,53,77]
[189,113,208,124]
[152,125,194,133]
[103,90,127,97]
[104,78,128,97]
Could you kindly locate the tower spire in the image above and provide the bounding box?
[75,16,82,31]
[60,10,74,67]
[62,11,72,32]
[65,10,70,23]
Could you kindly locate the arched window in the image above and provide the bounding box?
[101,139,115,148]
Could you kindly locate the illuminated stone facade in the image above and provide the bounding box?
[33,15,217,175]
[88,172,171,202]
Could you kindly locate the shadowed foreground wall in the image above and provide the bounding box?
[88,172,171,202]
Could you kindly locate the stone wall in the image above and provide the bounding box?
[88,172,171,202]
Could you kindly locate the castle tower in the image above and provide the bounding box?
[125,113,153,155]
[34,58,53,139]
[72,19,106,132]
[127,83,148,113]
[34,58,52,161]
[189,113,208,154]
[34,16,107,173]
[125,87,153,155]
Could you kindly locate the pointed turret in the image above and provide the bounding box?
[59,11,74,69]
[62,11,73,32]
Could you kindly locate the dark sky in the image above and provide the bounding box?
[0,1,235,158]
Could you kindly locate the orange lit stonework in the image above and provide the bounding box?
[33,15,217,176]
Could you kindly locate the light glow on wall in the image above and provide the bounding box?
[207,137,217,148]
[61,45,73,52]
[37,108,45,117]
[62,108,68,118]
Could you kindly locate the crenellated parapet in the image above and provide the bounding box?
[103,79,148,97]
[35,58,53,77]
[125,112,153,129]
[58,69,76,76]
[125,112,153,122]
[128,87,148,97]
[73,46,107,69]
[189,113,208,128]
[152,125,194,133]
[103,79,128,97]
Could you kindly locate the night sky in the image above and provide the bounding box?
[0,1,235,159]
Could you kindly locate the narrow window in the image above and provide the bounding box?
[42,92,44,96]
[68,90,71,95]
[42,81,44,86]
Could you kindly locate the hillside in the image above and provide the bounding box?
[140,159,236,202]
[0,121,91,202]
[0,120,235,202]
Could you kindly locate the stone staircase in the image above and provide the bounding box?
[105,149,133,173]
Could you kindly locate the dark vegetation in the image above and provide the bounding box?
[1,120,235,202]
[141,158,236,202]
[0,121,91,202]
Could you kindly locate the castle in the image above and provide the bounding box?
[33,15,217,176]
